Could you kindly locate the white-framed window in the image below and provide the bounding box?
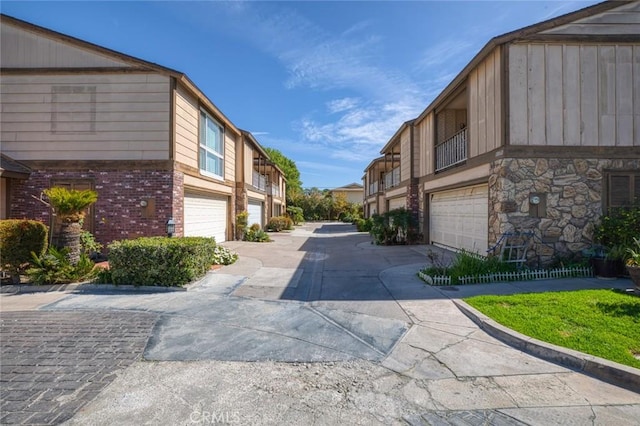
[199,110,224,179]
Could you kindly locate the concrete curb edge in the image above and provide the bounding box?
[453,299,640,394]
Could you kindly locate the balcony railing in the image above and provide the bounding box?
[436,127,467,172]
[252,171,267,191]
[384,166,401,189]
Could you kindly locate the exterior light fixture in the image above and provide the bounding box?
[166,217,175,238]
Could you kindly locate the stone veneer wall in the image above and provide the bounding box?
[10,169,181,248]
[488,158,640,266]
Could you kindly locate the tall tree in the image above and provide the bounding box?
[264,147,302,202]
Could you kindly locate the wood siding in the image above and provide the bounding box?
[509,43,640,147]
[174,83,236,182]
[468,46,502,157]
[400,127,411,182]
[417,112,434,177]
[541,1,640,36]
[1,73,171,160]
[1,22,130,68]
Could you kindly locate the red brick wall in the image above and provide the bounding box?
[9,168,183,247]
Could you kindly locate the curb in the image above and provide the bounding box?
[453,299,640,394]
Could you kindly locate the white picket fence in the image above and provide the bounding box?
[419,266,593,287]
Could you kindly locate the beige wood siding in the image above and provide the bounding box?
[174,83,236,181]
[417,112,434,177]
[1,74,170,160]
[1,22,130,68]
[509,43,640,147]
[541,2,640,35]
[400,127,410,181]
[174,84,199,168]
[468,46,502,157]
[244,142,253,184]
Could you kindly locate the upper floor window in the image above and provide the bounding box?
[199,110,224,179]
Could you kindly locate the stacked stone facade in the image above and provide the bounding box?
[488,158,640,266]
[9,168,182,248]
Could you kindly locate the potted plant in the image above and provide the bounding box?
[589,245,626,279]
[626,237,640,291]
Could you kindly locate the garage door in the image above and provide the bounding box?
[388,197,405,211]
[184,193,228,243]
[247,200,263,228]
[429,184,488,253]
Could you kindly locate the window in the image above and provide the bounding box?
[199,110,224,179]
[605,172,640,211]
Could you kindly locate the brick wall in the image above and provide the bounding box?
[10,168,179,247]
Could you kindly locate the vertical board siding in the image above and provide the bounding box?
[509,42,639,147]
[244,142,253,184]
[470,47,503,156]
[224,133,235,182]
[563,45,582,146]
[1,74,170,160]
[418,113,434,176]
[400,129,410,182]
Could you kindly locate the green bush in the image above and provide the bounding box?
[107,236,218,287]
[369,208,421,245]
[267,216,293,232]
[26,247,97,285]
[244,227,271,242]
[355,218,373,232]
[80,229,103,257]
[0,219,49,277]
[593,205,640,252]
[287,206,304,225]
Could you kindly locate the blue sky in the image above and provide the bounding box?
[2,1,599,189]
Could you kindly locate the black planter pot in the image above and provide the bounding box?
[591,258,624,279]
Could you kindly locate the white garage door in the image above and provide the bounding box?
[430,184,488,253]
[184,193,228,243]
[247,200,263,228]
[388,197,405,210]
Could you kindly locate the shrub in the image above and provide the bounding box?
[593,205,640,252]
[244,227,271,242]
[421,249,516,285]
[212,245,238,265]
[43,187,97,222]
[287,206,304,225]
[107,236,218,287]
[267,216,293,232]
[369,208,421,245]
[355,218,373,232]
[0,219,49,278]
[26,247,97,285]
[80,229,103,257]
[236,211,249,240]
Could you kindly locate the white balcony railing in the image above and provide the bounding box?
[252,171,267,191]
[435,127,467,172]
[384,166,401,189]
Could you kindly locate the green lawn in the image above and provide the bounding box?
[464,289,640,369]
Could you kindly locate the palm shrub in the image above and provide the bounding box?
[44,187,98,265]
[27,247,97,285]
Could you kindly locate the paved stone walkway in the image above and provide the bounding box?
[0,311,157,425]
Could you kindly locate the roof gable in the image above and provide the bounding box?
[540,1,640,35]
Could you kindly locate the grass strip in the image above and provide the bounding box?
[464,289,640,369]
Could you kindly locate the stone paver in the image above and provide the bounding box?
[0,311,157,425]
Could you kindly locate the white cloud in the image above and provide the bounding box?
[416,39,474,71]
[326,97,360,114]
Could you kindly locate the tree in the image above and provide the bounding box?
[43,187,98,265]
[264,147,302,202]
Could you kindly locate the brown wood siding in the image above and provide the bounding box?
[509,42,640,147]
[174,84,199,169]
[1,73,171,161]
[400,127,410,181]
[417,112,434,176]
[1,22,130,68]
[468,47,503,157]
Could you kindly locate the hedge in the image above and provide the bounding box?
[0,219,49,276]
[107,236,217,287]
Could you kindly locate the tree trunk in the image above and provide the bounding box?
[58,221,82,265]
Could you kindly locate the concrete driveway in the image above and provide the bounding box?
[2,222,639,425]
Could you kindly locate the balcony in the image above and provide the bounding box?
[435,127,467,172]
[252,171,267,191]
[270,183,281,197]
[368,181,379,196]
[384,166,401,190]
